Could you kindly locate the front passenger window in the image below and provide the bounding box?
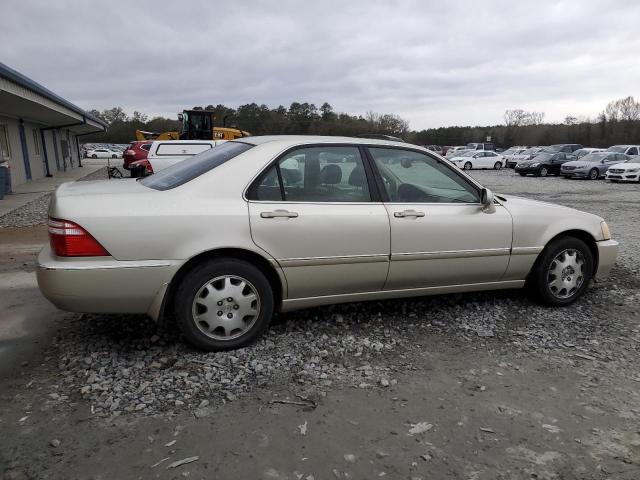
[369,148,479,203]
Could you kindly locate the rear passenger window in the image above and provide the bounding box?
[248,146,371,202]
[628,147,637,155]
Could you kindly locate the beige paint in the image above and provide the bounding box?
[37,136,619,321]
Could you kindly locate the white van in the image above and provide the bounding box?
[146,140,227,173]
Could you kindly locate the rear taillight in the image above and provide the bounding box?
[48,218,109,257]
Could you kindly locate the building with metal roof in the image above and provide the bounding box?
[0,62,108,191]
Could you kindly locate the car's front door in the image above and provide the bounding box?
[247,145,390,299]
[368,147,513,290]
[550,153,569,174]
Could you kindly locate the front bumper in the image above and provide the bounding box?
[514,166,539,174]
[36,245,180,319]
[595,239,619,279]
[561,170,588,178]
[606,172,640,182]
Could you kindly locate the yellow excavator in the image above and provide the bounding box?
[135,109,250,142]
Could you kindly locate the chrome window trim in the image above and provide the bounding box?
[391,248,511,261]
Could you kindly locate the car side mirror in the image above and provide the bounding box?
[601,159,606,164]
[177,113,184,121]
[481,188,496,213]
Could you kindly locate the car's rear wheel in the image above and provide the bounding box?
[92,154,97,158]
[588,168,599,180]
[174,258,274,351]
[112,154,117,158]
[463,162,472,170]
[538,166,548,177]
[494,161,502,170]
[519,172,526,176]
[529,236,594,306]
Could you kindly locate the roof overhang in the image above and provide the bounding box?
[0,63,108,134]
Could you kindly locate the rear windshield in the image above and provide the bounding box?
[141,141,253,190]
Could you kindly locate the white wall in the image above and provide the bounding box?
[0,114,85,189]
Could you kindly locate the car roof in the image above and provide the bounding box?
[236,135,418,149]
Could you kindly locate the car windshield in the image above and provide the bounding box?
[458,151,476,157]
[606,146,626,153]
[503,148,517,154]
[521,148,539,155]
[532,153,553,161]
[141,141,254,190]
[581,153,607,162]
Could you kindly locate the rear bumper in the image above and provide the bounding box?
[36,245,180,320]
[595,239,619,279]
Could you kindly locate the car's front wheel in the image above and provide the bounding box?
[463,162,472,170]
[537,166,548,177]
[174,258,274,351]
[92,154,97,158]
[588,168,599,180]
[529,236,594,306]
[494,161,502,170]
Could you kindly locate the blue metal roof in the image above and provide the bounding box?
[0,62,109,129]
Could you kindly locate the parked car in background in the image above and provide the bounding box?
[441,146,453,155]
[502,146,528,164]
[425,145,443,154]
[573,148,604,159]
[515,152,576,177]
[36,135,618,351]
[507,146,544,168]
[449,150,505,170]
[122,141,152,170]
[466,142,496,151]
[541,144,584,154]
[445,146,469,157]
[606,157,640,183]
[86,148,121,159]
[561,152,629,180]
[135,140,227,175]
[606,145,640,156]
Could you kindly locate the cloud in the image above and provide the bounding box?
[1,0,639,129]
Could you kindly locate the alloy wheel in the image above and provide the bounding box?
[539,167,548,177]
[547,249,585,299]
[589,168,599,180]
[494,161,502,170]
[464,162,472,170]
[191,275,260,341]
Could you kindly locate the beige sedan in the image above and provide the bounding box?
[37,136,619,351]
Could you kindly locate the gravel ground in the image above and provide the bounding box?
[0,167,109,229]
[2,168,640,479]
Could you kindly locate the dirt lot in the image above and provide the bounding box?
[1,170,639,480]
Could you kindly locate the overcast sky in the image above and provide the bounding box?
[1,0,639,130]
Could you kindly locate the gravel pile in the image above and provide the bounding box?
[42,270,639,418]
[0,168,109,228]
[0,193,51,228]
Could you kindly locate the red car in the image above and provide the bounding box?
[122,141,151,170]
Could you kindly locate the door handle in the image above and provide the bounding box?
[394,209,425,218]
[260,209,299,218]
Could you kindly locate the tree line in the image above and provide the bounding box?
[85,96,640,148]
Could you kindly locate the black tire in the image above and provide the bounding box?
[528,236,594,306]
[174,258,274,351]
[519,172,527,176]
[588,168,599,180]
[463,162,472,170]
[92,154,97,158]
[537,166,548,177]
[494,161,502,170]
[112,154,117,158]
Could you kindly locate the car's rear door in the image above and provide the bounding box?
[247,145,390,299]
[367,147,512,290]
